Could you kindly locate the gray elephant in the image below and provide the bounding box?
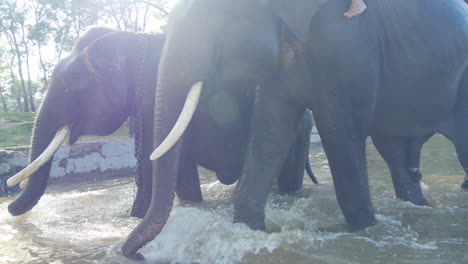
[6,27,317,220]
[121,0,468,258]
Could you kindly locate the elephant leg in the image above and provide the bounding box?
[455,122,468,189]
[463,175,468,189]
[443,68,468,188]
[233,87,304,230]
[277,109,313,193]
[176,144,203,203]
[371,135,428,205]
[314,111,375,228]
[441,116,468,189]
[406,134,433,183]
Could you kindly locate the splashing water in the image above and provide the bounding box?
[1,135,467,264]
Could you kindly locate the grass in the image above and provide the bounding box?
[0,112,131,149]
[0,122,35,149]
[0,112,36,123]
[77,124,131,144]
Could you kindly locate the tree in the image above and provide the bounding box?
[0,0,172,112]
[0,47,9,112]
[8,55,23,112]
[20,12,36,112]
[0,0,30,111]
[98,0,170,32]
[29,0,60,88]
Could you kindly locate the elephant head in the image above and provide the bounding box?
[121,0,325,258]
[7,27,165,217]
[148,0,326,160]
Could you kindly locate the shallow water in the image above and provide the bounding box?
[1,134,467,264]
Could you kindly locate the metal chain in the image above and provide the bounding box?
[134,34,149,189]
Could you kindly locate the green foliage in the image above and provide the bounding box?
[0,0,172,112]
[0,112,35,123]
[0,122,33,148]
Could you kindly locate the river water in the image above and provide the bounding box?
[1,134,467,264]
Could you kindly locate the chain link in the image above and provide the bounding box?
[134,34,149,189]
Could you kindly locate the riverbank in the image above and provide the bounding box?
[0,139,137,196]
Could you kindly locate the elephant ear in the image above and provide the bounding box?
[84,32,134,105]
[73,27,116,53]
[270,0,328,42]
[86,31,132,73]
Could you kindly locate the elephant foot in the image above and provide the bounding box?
[392,169,428,206]
[176,185,203,204]
[461,174,468,189]
[397,192,428,206]
[347,218,376,231]
[233,198,266,231]
[233,211,266,231]
[277,182,302,194]
[342,205,376,230]
[122,251,145,261]
[179,196,203,205]
[395,183,427,206]
[400,195,428,206]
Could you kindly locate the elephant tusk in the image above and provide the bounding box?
[19,179,28,189]
[7,125,70,187]
[150,81,203,160]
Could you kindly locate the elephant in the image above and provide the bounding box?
[121,0,468,258]
[6,27,318,221]
[5,27,167,218]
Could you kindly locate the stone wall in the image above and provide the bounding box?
[0,139,136,196]
[0,127,322,196]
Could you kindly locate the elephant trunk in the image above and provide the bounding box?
[8,96,66,216]
[122,32,213,258]
[150,82,202,160]
[121,73,190,259]
[121,143,182,259]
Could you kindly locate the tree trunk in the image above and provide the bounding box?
[33,3,49,87]
[56,25,71,61]
[142,4,150,31]
[38,44,49,87]
[9,56,23,112]
[5,5,29,112]
[9,32,29,112]
[0,85,8,112]
[23,46,36,112]
[21,22,36,112]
